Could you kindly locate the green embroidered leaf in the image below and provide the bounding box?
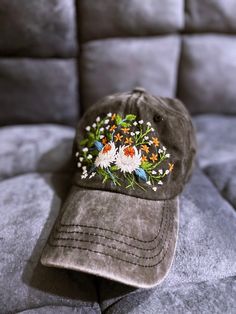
[110,165,119,171]
[125,114,136,121]
[115,114,122,124]
[80,138,88,146]
[141,161,153,170]
[120,121,131,127]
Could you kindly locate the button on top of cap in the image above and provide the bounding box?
[132,87,146,93]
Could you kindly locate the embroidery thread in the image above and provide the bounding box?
[76,113,174,191]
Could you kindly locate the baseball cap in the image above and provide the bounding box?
[41,87,196,288]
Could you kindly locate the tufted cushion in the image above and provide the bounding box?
[178,35,236,114]
[80,36,181,109]
[0,125,75,180]
[0,173,100,313]
[79,0,184,42]
[186,0,236,32]
[0,0,77,57]
[0,59,79,126]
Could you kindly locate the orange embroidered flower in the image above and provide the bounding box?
[124,146,135,158]
[110,125,117,132]
[141,144,149,154]
[114,133,123,142]
[150,153,158,162]
[111,113,116,121]
[141,155,147,162]
[168,163,174,172]
[121,127,130,134]
[102,137,107,145]
[152,137,160,147]
[102,143,112,154]
[124,137,133,145]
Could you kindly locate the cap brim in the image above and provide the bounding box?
[41,186,179,289]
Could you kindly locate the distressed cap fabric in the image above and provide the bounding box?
[41,88,196,288]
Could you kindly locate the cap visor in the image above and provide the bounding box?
[41,186,179,288]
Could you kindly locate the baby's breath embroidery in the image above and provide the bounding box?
[76,113,174,191]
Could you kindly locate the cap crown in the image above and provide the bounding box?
[73,89,196,200]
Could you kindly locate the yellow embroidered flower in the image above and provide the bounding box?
[141,155,147,162]
[110,125,117,132]
[152,137,160,147]
[121,127,130,134]
[141,144,149,154]
[114,133,123,142]
[168,163,174,172]
[150,153,158,162]
[124,137,133,145]
[111,113,116,121]
[102,137,107,145]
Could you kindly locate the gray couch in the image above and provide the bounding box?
[0,1,236,313]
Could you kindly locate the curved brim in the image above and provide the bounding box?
[41,186,179,289]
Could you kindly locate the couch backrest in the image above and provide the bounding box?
[0,0,236,127]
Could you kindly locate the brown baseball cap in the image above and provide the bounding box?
[41,87,196,288]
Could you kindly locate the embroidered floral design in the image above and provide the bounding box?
[76,113,174,191]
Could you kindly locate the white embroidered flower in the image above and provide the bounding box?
[87,154,93,159]
[165,170,170,174]
[166,153,170,158]
[152,170,157,175]
[158,169,163,174]
[158,180,163,185]
[77,162,82,168]
[100,135,104,139]
[104,119,109,124]
[82,147,88,152]
[95,142,117,168]
[133,121,138,126]
[81,173,88,179]
[139,120,144,124]
[151,128,154,132]
[106,125,110,130]
[85,126,91,131]
[149,140,153,145]
[130,132,135,136]
[115,145,141,173]
[96,116,101,122]
[144,136,149,140]
[82,166,87,172]
[79,157,83,162]
[75,152,79,157]
[100,127,104,132]
[147,122,151,126]
[107,112,112,117]
[89,172,96,179]
[146,181,151,185]
[158,148,163,154]
[152,187,157,191]
[163,146,167,151]
[92,123,96,128]
[135,131,140,135]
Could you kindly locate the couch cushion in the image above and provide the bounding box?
[186,0,236,33]
[98,168,236,311]
[194,115,236,209]
[79,0,184,42]
[80,36,180,109]
[0,125,75,181]
[178,35,236,114]
[0,173,100,313]
[0,59,78,126]
[0,0,77,57]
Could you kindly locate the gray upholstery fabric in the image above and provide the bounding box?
[81,36,180,109]
[0,0,77,57]
[79,0,184,42]
[0,124,75,180]
[178,35,236,115]
[0,59,78,126]
[194,115,236,208]
[186,0,236,32]
[0,172,100,314]
[99,168,236,312]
